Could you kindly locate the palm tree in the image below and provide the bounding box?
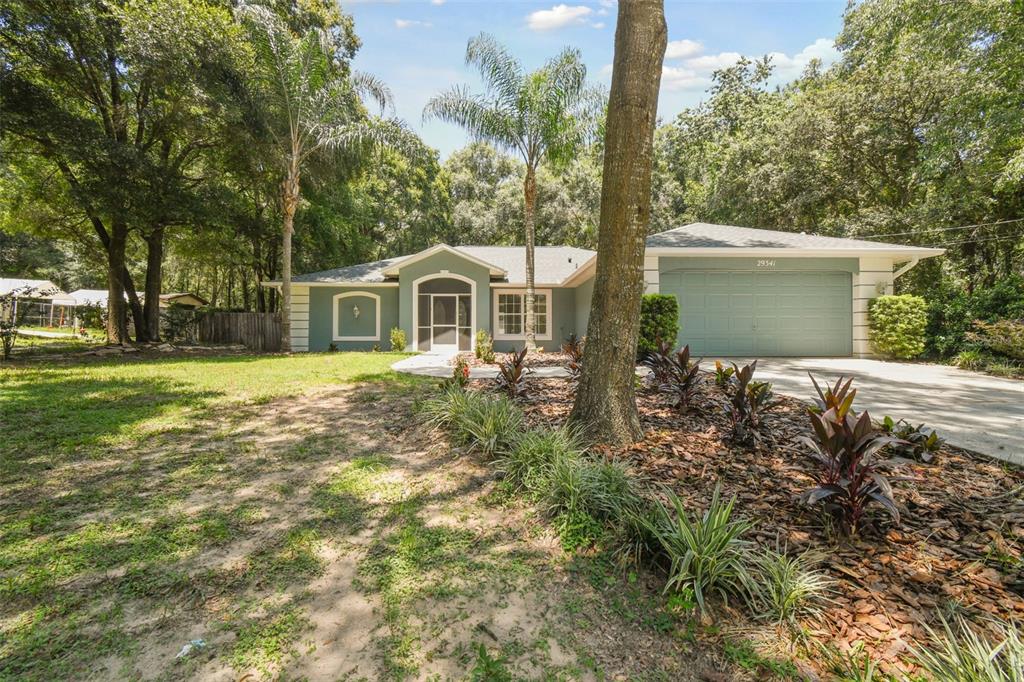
[236,3,414,351]
[425,34,601,351]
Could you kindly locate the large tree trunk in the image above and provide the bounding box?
[143,225,165,342]
[280,156,300,353]
[568,0,666,445]
[523,165,538,352]
[106,221,130,344]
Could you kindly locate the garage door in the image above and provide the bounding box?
[660,270,852,357]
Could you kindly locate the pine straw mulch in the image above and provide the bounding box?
[490,374,1024,677]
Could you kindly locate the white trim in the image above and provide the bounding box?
[261,281,398,288]
[332,291,381,342]
[492,288,553,341]
[560,255,598,287]
[644,246,945,259]
[382,244,506,277]
[412,272,476,352]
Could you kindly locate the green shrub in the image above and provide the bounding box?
[389,327,407,351]
[968,319,1024,361]
[642,484,753,615]
[496,426,584,495]
[747,548,831,624]
[638,294,679,358]
[953,348,986,371]
[418,385,474,431]
[869,294,927,359]
[925,275,1024,358]
[912,615,1024,681]
[474,329,495,363]
[452,394,523,458]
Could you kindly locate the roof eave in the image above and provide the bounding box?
[644,246,946,259]
[380,244,507,277]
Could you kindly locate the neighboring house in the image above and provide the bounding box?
[0,277,76,326]
[66,290,209,310]
[262,223,943,358]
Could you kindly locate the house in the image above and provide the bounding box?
[262,223,944,358]
[0,277,76,327]
[66,290,209,310]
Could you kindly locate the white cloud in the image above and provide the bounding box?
[395,18,432,29]
[591,21,605,29]
[599,63,613,78]
[430,0,445,4]
[665,39,703,60]
[527,4,592,31]
[660,38,839,91]
[661,65,710,91]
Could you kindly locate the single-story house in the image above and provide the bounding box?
[66,290,209,310]
[263,223,943,358]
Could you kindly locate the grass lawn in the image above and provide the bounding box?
[1,352,707,680]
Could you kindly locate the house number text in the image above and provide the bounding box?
[756,259,776,267]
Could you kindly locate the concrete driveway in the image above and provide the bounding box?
[730,358,1023,465]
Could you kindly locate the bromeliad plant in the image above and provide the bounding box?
[640,338,675,387]
[664,345,702,413]
[880,416,943,464]
[495,348,532,399]
[800,375,907,536]
[725,361,780,445]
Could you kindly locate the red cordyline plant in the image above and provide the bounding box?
[640,338,675,386]
[495,348,531,399]
[799,375,908,536]
[561,334,584,380]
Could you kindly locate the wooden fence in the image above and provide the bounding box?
[196,312,282,352]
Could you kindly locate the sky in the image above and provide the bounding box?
[344,1,848,159]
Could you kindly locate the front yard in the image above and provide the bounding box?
[0,351,721,680]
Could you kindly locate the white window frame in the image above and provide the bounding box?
[492,288,552,341]
[333,291,381,342]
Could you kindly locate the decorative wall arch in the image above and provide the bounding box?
[332,291,381,342]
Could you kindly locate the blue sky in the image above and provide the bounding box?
[345,1,847,158]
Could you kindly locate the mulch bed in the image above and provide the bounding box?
[454,350,572,368]
[476,373,1024,676]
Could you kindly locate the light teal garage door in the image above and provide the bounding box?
[661,270,852,357]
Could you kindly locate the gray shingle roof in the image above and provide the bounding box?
[292,256,406,283]
[290,247,595,285]
[646,222,939,252]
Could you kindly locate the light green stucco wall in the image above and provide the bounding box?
[307,286,399,351]
[574,276,594,338]
[659,256,859,275]
[397,252,492,351]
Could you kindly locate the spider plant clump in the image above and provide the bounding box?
[800,375,907,536]
[642,484,753,615]
[725,361,780,445]
[746,546,832,624]
[494,348,531,399]
[453,393,524,459]
[495,426,584,495]
[418,384,473,431]
[911,614,1024,681]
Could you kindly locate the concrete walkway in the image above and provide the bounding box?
[729,358,1023,465]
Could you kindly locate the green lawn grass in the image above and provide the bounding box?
[0,351,425,679]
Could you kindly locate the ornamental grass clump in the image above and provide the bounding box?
[642,484,753,615]
[800,375,906,536]
[746,546,832,624]
[495,426,584,495]
[911,615,1024,682]
[455,393,524,458]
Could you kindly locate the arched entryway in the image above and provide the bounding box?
[412,274,475,352]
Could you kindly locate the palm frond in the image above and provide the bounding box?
[423,86,521,152]
[465,32,524,109]
[352,71,394,116]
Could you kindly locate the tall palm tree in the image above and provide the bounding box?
[425,34,601,351]
[236,3,414,351]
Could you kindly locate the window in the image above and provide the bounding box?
[493,289,551,340]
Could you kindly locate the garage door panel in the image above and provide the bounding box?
[664,269,852,357]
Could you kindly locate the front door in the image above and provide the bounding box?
[431,295,459,352]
